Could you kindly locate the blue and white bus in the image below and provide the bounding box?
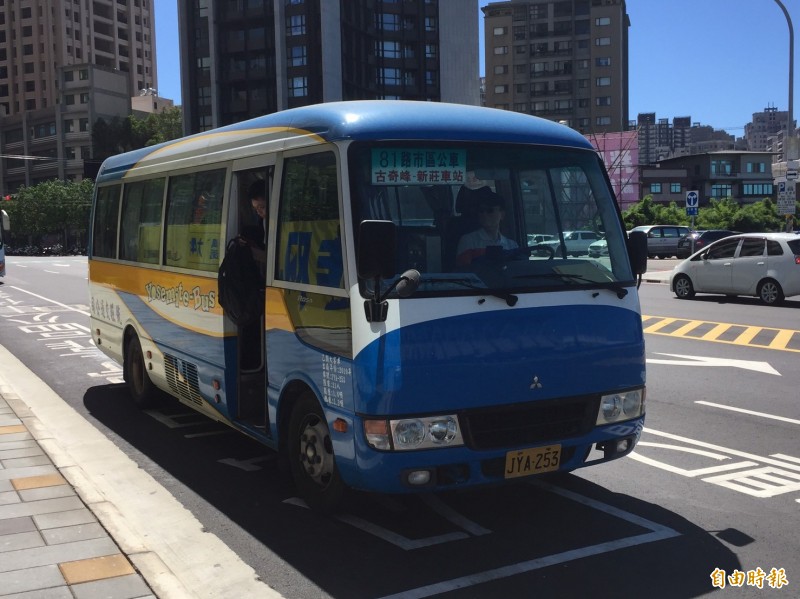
[89,101,648,511]
[0,209,9,278]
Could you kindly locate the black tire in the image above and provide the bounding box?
[288,392,346,513]
[758,279,784,306]
[124,335,159,408]
[673,274,695,299]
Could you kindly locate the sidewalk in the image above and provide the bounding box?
[0,343,280,599]
[643,269,671,284]
[0,392,154,599]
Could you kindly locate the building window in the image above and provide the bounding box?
[288,45,307,66]
[596,116,611,126]
[425,44,437,59]
[376,13,400,31]
[595,96,611,106]
[711,184,732,198]
[670,183,681,193]
[493,65,508,75]
[743,183,773,195]
[533,101,548,112]
[79,92,89,104]
[595,37,611,46]
[78,69,89,80]
[424,17,437,31]
[578,79,588,89]
[650,183,662,194]
[494,85,508,94]
[554,99,571,110]
[595,17,611,26]
[746,162,766,173]
[711,160,733,175]
[596,57,611,67]
[494,46,508,55]
[286,14,306,35]
[531,62,547,76]
[378,68,401,86]
[596,77,611,87]
[79,118,89,132]
[64,119,75,133]
[288,76,307,97]
[578,118,589,127]
[493,26,506,36]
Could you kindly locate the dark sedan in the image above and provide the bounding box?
[676,229,737,258]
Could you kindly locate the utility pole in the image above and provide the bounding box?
[773,0,794,158]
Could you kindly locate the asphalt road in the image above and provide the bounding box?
[1,256,797,598]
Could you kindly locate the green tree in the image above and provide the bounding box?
[3,180,92,248]
[92,107,183,161]
[622,196,689,229]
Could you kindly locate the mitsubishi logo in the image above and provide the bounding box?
[530,376,542,390]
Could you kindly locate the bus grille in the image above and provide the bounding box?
[164,354,203,406]
[461,396,598,450]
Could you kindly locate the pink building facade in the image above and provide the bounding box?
[586,131,640,211]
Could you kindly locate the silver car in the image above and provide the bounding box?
[670,233,800,305]
[630,225,691,259]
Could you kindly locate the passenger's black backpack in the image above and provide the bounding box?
[218,238,262,326]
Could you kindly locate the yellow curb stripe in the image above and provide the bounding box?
[670,320,705,336]
[643,317,677,333]
[768,329,795,350]
[700,323,731,341]
[59,554,136,585]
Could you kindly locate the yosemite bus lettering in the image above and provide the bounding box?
[144,282,216,312]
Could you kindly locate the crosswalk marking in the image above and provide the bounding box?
[642,315,800,353]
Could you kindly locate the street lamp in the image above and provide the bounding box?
[773,0,794,158]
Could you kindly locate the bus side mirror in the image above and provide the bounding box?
[357,220,396,280]
[358,220,396,323]
[627,230,648,276]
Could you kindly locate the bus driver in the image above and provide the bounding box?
[455,192,518,267]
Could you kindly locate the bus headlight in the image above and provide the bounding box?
[364,415,464,451]
[596,388,645,425]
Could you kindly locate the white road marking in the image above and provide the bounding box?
[9,285,90,316]
[643,428,800,473]
[647,353,780,376]
[336,514,469,550]
[377,481,678,599]
[420,494,492,537]
[695,401,800,425]
[635,441,730,460]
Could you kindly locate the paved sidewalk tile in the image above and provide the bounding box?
[0,537,118,574]
[41,523,106,546]
[0,564,66,596]
[33,508,96,530]
[18,486,75,502]
[0,516,37,536]
[71,574,152,599]
[1,587,73,599]
[0,531,45,553]
[11,474,66,491]
[59,554,135,585]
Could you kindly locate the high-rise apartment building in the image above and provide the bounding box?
[482,0,629,134]
[0,0,157,192]
[745,106,792,152]
[178,0,479,134]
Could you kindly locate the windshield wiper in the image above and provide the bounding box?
[513,272,628,299]
[424,278,519,307]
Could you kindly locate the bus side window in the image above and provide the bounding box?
[276,152,343,288]
[92,185,122,259]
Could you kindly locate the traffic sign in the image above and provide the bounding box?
[686,190,699,216]
[786,170,798,181]
[777,181,796,215]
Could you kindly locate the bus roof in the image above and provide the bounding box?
[95,101,594,183]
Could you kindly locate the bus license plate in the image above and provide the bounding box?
[504,445,561,479]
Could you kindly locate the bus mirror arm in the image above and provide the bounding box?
[364,269,421,323]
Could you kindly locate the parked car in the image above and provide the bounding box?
[629,225,691,258]
[527,233,555,246]
[587,238,608,258]
[541,230,601,256]
[670,233,800,305]
[676,229,738,258]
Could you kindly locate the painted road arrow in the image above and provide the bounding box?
[647,353,780,376]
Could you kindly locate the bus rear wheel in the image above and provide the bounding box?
[288,392,346,513]
[125,335,159,408]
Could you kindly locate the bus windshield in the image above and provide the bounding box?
[349,142,631,299]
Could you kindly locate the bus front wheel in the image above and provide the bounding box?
[288,392,346,513]
[125,335,158,408]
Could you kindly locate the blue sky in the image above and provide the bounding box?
[154,0,799,136]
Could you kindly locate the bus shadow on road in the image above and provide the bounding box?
[84,385,742,599]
